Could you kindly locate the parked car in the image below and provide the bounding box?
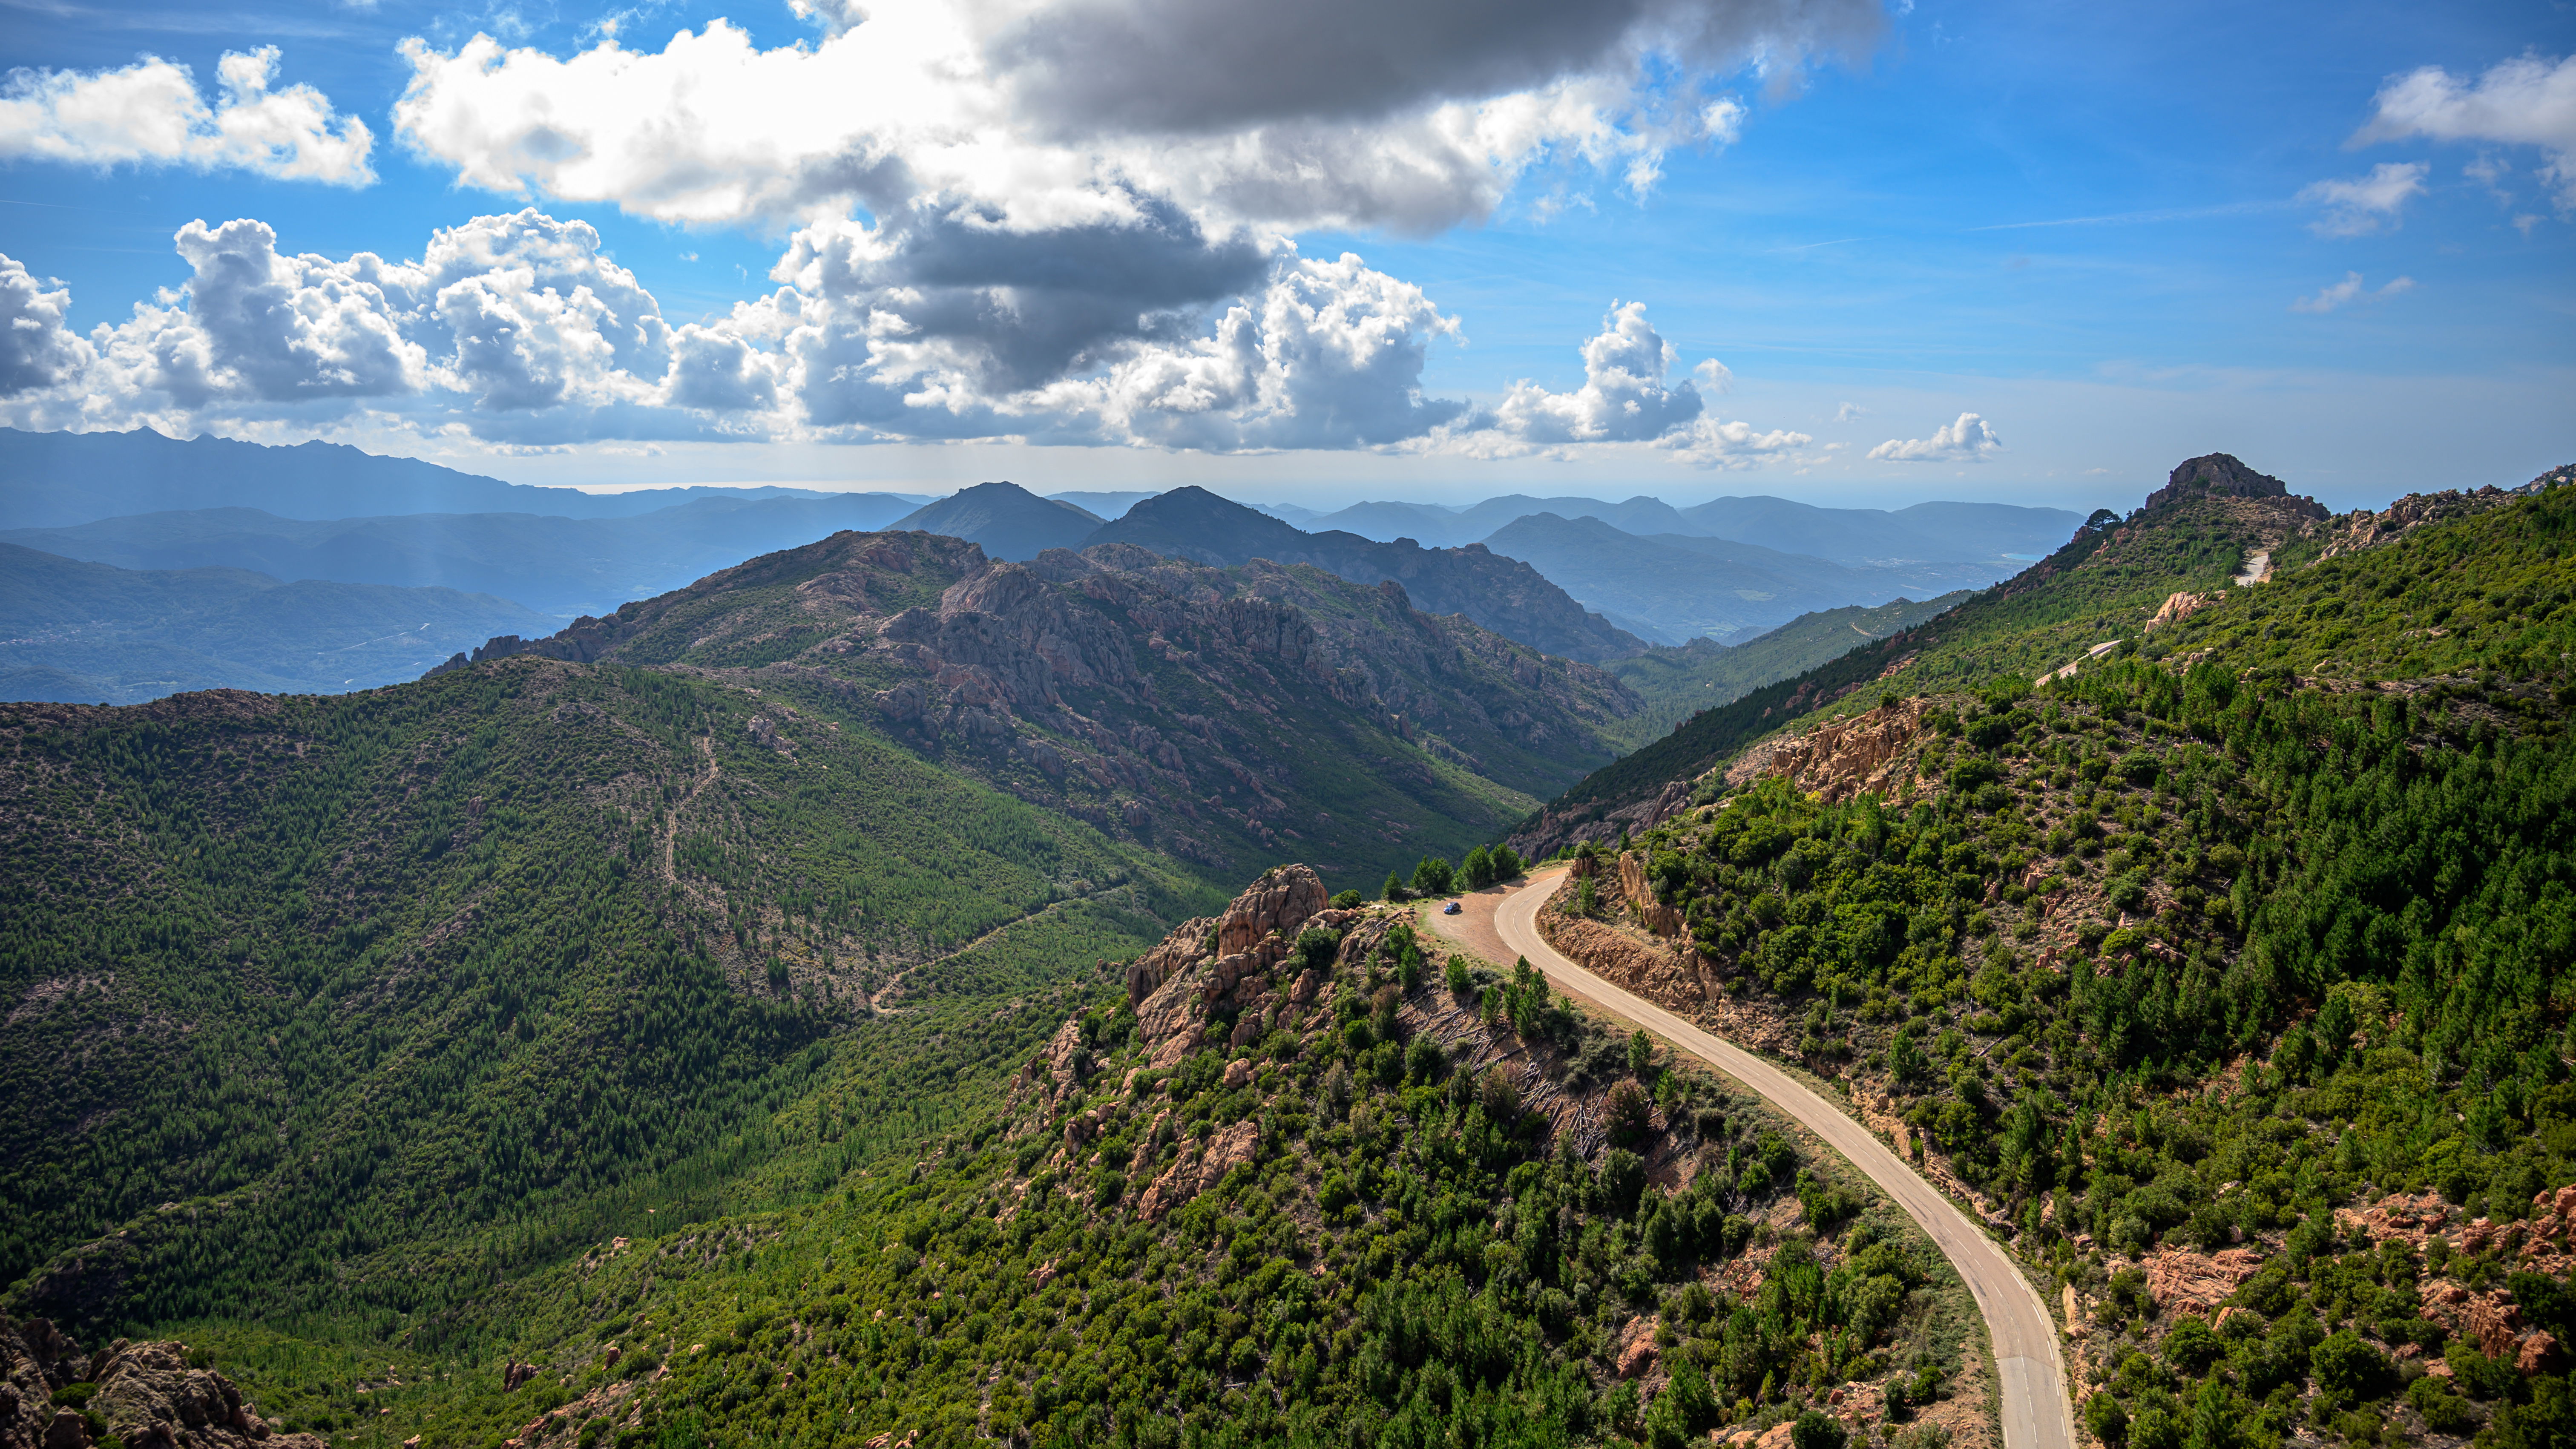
[1442,900,1462,914]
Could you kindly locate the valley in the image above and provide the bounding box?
[3,451,2573,1449]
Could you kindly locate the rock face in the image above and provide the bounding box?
[1724,696,1930,805]
[426,529,1637,883]
[2140,1247,2264,1314]
[1611,852,1684,938]
[1126,865,1340,1069]
[2146,454,2289,508]
[1135,1120,1262,1221]
[0,1320,325,1449]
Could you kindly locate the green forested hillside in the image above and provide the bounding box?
[1538,466,2576,1449]
[1602,594,1973,751]
[24,892,1989,1449]
[0,660,1213,1330]
[439,529,1633,894]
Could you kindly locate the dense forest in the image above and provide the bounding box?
[1558,473,2576,1449]
[5,466,2572,1449]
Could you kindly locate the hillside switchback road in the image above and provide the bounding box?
[1428,866,2076,1449]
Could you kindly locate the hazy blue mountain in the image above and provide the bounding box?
[1597,590,1973,748]
[0,427,929,528]
[890,481,1104,560]
[0,542,559,703]
[1252,500,1325,526]
[1308,494,1693,546]
[1676,495,2080,562]
[1478,512,2009,641]
[1081,486,1647,661]
[1046,490,1157,520]
[2,492,929,618]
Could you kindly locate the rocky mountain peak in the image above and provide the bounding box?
[2146,453,2287,507]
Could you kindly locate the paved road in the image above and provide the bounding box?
[1445,868,2075,1449]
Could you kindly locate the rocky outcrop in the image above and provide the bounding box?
[1723,696,1930,804]
[1126,866,1341,1069]
[2143,591,2220,632]
[1611,851,1683,937]
[2142,454,2320,514]
[0,1325,325,1449]
[1,1317,86,1449]
[2139,1247,2263,1314]
[1135,1120,1260,1220]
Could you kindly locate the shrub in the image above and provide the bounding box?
[1604,1079,1655,1146]
[1792,1411,1849,1449]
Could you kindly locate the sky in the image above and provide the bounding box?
[0,0,2570,514]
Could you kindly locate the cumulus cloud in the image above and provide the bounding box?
[1486,301,1703,444]
[2354,53,2576,210]
[380,0,1869,452]
[2290,271,2415,313]
[2298,161,2428,236]
[0,48,373,184]
[1868,412,2001,463]
[0,256,92,399]
[1659,415,1811,469]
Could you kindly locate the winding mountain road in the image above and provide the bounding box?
[1429,867,2075,1449]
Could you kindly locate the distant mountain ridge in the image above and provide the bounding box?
[1081,486,1649,662]
[0,428,929,528]
[1478,512,2003,643]
[426,526,1639,882]
[0,493,927,618]
[1305,490,2081,562]
[0,541,556,702]
[890,482,1104,561]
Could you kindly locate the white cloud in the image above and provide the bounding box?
[0,48,373,184]
[2355,53,2576,210]
[1659,415,1811,469]
[1485,301,1704,444]
[1833,400,1864,422]
[0,255,92,398]
[2289,271,2415,313]
[2297,161,2428,236]
[1868,411,2001,463]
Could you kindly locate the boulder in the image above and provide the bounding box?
[2519,1331,2563,1377]
[2141,1247,2263,1314]
[80,1339,327,1449]
[1615,1317,1661,1380]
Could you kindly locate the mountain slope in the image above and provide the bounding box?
[1085,486,1648,662]
[1492,458,2576,1449]
[429,528,1636,886]
[0,662,1217,1328]
[5,864,1989,1449]
[891,482,1104,561]
[0,494,927,619]
[1602,592,1974,750]
[0,428,922,528]
[1480,512,2003,643]
[1679,496,2082,564]
[0,543,560,702]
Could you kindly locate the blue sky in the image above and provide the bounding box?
[0,0,2569,512]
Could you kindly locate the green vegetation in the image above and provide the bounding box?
[1585,476,2576,1449]
[1601,595,1973,751]
[58,911,1980,1449]
[0,658,1211,1329]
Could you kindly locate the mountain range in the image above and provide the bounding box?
[427,526,1640,885]
[0,541,556,702]
[0,426,929,528]
[1480,513,2001,643]
[0,493,930,620]
[1303,492,2080,562]
[4,452,2574,1449]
